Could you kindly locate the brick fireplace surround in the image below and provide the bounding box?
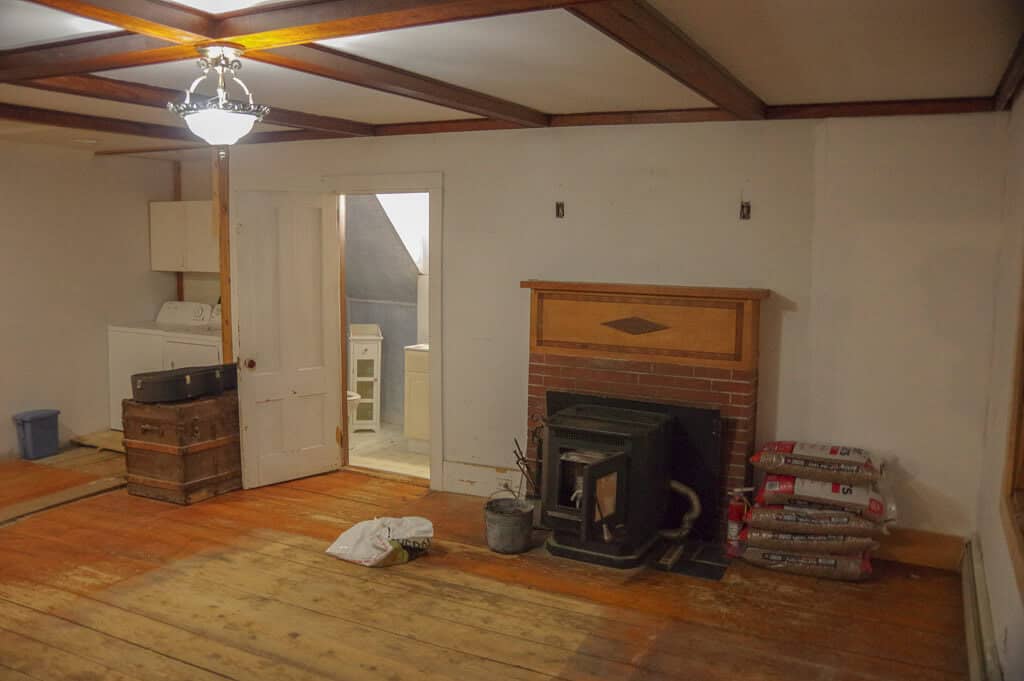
[521,281,770,512]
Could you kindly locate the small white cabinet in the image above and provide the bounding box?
[349,324,382,432]
[150,200,219,273]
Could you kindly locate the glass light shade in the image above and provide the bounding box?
[183,108,257,145]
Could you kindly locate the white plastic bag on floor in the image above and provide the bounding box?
[325,516,433,567]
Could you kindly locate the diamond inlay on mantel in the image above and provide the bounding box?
[602,316,669,335]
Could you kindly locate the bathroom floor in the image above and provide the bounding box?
[348,423,430,480]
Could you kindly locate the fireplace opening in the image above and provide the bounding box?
[540,391,725,570]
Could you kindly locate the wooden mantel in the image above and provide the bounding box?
[521,281,770,371]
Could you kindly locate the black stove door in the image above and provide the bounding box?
[580,452,628,544]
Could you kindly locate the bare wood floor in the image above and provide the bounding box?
[0,448,125,524]
[0,470,965,681]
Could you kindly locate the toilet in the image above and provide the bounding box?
[346,391,361,430]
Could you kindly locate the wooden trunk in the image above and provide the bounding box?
[123,391,241,505]
[122,391,238,446]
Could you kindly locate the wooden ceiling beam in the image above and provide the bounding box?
[996,34,1024,110]
[91,129,358,155]
[765,97,995,120]
[22,0,216,43]
[376,97,994,136]
[23,74,376,136]
[249,44,549,127]
[569,0,765,120]
[217,0,597,50]
[375,108,735,135]
[0,33,195,82]
[0,101,195,140]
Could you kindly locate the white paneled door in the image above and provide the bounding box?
[233,191,341,488]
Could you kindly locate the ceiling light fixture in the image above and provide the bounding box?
[169,44,269,146]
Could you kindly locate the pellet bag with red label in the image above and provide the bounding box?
[739,526,879,554]
[746,505,884,537]
[750,446,881,485]
[742,546,873,581]
[756,474,888,522]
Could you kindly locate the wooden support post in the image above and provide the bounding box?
[338,196,348,465]
[172,159,184,301]
[212,147,233,363]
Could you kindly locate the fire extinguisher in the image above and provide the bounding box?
[726,487,754,558]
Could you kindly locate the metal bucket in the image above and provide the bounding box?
[484,494,535,554]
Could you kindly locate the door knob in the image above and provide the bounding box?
[245,358,256,369]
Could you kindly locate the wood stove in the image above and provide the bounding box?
[542,405,672,568]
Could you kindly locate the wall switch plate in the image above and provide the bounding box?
[555,201,565,218]
[740,201,751,220]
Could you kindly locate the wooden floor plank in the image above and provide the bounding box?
[0,627,141,681]
[0,599,229,681]
[3,499,964,681]
[0,461,99,506]
[0,477,125,525]
[0,663,41,681]
[0,518,933,681]
[0,579,336,681]
[0,470,967,681]
[13,485,966,666]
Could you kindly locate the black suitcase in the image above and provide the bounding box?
[130,364,237,404]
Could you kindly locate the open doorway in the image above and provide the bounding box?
[342,192,431,480]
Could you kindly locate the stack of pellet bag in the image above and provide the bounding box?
[738,441,892,581]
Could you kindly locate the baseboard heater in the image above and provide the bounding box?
[962,538,1003,681]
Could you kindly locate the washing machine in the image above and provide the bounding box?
[107,301,224,430]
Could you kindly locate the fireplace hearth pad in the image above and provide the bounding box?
[651,539,730,581]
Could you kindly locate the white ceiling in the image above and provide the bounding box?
[0,0,1021,154]
[162,0,278,13]
[0,0,116,50]
[0,117,202,152]
[0,83,292,130]
[103,59,478,124]
[318,10,711,113]
[650,0,1024,104]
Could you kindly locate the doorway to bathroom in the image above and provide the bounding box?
[342,191,431,481]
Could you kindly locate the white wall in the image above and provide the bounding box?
[975,93,1024,677]
[0,141,175,459]
[810,115,1007,534]
[233,120,817,493]
[231,112,1006,535]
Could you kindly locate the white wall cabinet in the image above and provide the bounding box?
[150,200,219,273]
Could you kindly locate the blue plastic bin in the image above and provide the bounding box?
[13,409,61,460]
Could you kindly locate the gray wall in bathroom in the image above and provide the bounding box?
[345,195,419,426]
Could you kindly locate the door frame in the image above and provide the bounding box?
[232,172,444,491]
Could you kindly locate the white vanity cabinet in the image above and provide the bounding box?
[349,324,382,432]
[150,200,219,273]
[403,344,430,444]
